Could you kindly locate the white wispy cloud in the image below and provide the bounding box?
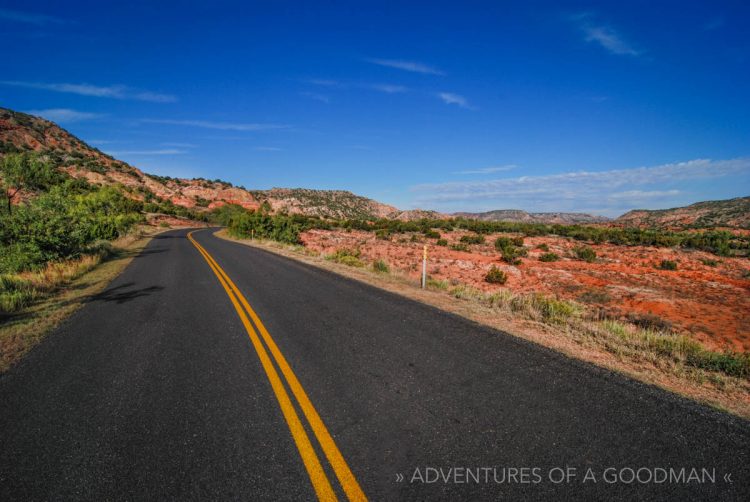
[1,80,177,102]
[306,78,341,87]
[301,91,331,103]
[366,58,444,75]
[141,119,287,131]
[161,142,196,148]
[412,158,750,215]
[366,83,408,94]
[573,13,639,56]
[25,108,103,123]
[0,7,66,25]
[438,92,473,109]
[306,79,408,95]
[609,189,681,199]
[454,165,517,175]
[109,149,187,155]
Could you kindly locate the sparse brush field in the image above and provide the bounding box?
[298,228,750,355]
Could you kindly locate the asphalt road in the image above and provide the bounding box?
[1,227,748,501]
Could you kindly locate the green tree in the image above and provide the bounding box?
[0,153,64,214]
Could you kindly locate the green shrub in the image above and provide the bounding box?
[451,243,469,252]
[494,237,513,251]
[699,258,718,267]
[325,248,364,267]
[460,234,485,245]
[227,209,301,244]
[372,259,389,273]
[436,238,448,247]
[423,229,440,239]
[375,229,391,240]
[536,243,549,251]
[501,246,522,265]
[484,266,508,284]
[574,246,597,263]
[512,236,524,247]
[658,260,678,271]
[539,252,560,262]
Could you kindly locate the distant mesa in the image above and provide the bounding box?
[453,209,610,225]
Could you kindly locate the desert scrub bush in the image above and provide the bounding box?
[0,275,37,314]
[512,236,524,247]
[423,229,440,239]
[627,313,672,333]
[375,229,391,240]
[536,243,549,251]
[484,266,508,284]
[325,248,364,267]
[450,243,469,252]
[460,234,485,245]
[699,258,719,267]
[494,237,513,251]
[573,246,597,263]
[436,238,448,247]
[539,252,560,262]
[658,260,678,270]
[578,290,610,304]
[501,246,523,265]
[372,259,389,273]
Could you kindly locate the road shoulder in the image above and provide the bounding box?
[0,227,176,371]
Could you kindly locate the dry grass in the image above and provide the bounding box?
[0,227,165,372]
[216,229,750,419]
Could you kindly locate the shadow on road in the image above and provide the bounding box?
[93,283,164,304]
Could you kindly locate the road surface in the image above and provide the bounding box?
[1,228,748,500]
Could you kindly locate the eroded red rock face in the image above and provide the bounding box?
[301,229,750,352]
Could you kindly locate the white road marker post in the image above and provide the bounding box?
[421,244,427,289]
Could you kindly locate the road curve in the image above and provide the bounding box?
[1,228,748,501]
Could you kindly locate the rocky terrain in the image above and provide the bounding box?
[616,197,750,230]
[455,209,610,224]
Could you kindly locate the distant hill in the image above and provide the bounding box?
[250,187,399,220]
[0,107,413,220]
[454,209,610,225]
[615,197,750,230]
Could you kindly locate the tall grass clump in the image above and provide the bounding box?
[372,259,390,273]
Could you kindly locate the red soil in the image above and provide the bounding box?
[301,229,750,352]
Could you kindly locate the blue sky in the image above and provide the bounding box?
[1,0,748,216]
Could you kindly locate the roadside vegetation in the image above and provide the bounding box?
[0,153,146,316]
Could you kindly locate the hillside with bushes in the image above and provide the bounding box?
[616,196,750,230]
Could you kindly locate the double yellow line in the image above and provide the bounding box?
[187,230,366,502]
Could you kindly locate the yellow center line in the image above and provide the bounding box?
[187,231,337,501]
[188,230,367,501]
